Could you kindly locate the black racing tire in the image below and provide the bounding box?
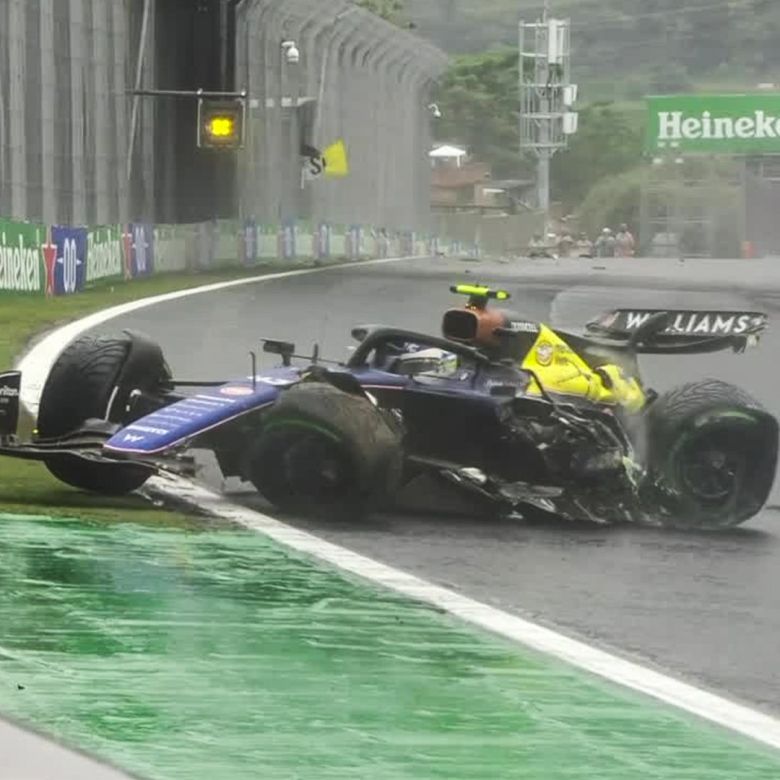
[247,382,403,520]
[37,333,169,495]
[644,379,778,530]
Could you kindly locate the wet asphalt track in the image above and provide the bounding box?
[94,258,780,714]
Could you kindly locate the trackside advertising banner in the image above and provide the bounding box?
[87,226,123,283]
[647,94,780,154]
[0,214,471,296]
[50,226,88,295]
[0,219,44,293]
[154,225,187,273]
[125,224,154,278]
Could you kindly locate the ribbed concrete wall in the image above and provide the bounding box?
[0,0,153,224]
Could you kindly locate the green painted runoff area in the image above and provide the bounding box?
[0,514,778,780]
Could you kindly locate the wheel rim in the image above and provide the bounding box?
[676,430,744,504]
[281,432,352,500]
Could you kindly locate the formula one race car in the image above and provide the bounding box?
[0,284,776,530]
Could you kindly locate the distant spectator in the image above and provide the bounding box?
[594,228,616,258]
[558,231,575,258]
[615,223,636,257]
[528,232,547,257]
[575,232,594,257]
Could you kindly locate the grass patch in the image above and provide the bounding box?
[0,261,324,524]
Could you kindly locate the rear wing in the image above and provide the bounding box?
[586,309,767,354]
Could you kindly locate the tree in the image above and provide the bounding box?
[355,0,405,24]
[551,103,644,209]
[434,50,531,178]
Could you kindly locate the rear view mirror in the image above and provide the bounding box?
[262,339,295,366]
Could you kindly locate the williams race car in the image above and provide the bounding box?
[0,284,776,530]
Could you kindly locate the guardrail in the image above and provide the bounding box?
[0,217,479,297]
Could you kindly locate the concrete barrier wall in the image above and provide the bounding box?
[0,216,476,296]
[433,212,544,256]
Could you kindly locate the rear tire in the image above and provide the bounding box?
[37,333,169,495]
[247,382,402,520]
[644,379,778,530]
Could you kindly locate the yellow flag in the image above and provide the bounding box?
[323,139,349,178]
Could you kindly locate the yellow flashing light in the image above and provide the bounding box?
[207,115,236,139]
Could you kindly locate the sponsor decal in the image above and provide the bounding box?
[219,385,255,397]
[0,370,21,435]
[122,228,134,279]
[535,342,554,366]
[507,321,540,334]
[348,225,361,260]
[125,424,170,436]
[620,310,764,336]
[647,95,780,154]
[42,230,57,296]
[130,223,154,278]
[242,219,258,266]
[0,221,43,293]
[153,226,187,273]
[87,227,122,282]
[657,110,780,144]
[554,349,574,366]
[259,377,296,387]
[51,226,87,296]
[123,433,145,444]
[278,222,296,260]
[316,223,331,261]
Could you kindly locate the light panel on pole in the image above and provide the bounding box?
[197,97,246,150]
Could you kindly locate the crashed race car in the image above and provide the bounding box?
[0,283,776,530]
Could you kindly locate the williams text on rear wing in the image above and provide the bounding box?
[586,309,767,354]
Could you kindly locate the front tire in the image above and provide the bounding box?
[644,379,778,530]
[37,332,169,495]
[247,382,402,519]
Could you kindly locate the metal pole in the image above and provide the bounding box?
[538,1,550,230]
[126,0,152,183]
[220,0,229,90]
[537,151,550,219]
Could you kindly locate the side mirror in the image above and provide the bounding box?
[262,339,295,367]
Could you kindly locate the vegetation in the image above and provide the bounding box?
[434,51,645,197]
[355,0,405,24]
[578,160,742,256]
[408,0,780,100]
[434,50,531,178]
[551,103,644,209]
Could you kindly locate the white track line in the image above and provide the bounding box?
[17,257,780,752]
[16,255,417,416]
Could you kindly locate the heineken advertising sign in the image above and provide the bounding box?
[646,94,780,154]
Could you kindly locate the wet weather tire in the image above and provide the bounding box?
[37,333,169,495]
[248,382,402,520]
[645,379,778,530]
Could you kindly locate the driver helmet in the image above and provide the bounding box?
[396,346,458,377]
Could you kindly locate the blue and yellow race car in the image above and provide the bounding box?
[0,284,775,530]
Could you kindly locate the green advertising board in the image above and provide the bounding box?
[646,94,780,154]
[0,219,44,293]
[86,225,123,283]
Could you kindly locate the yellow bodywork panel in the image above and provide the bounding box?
[521,325,646,412]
